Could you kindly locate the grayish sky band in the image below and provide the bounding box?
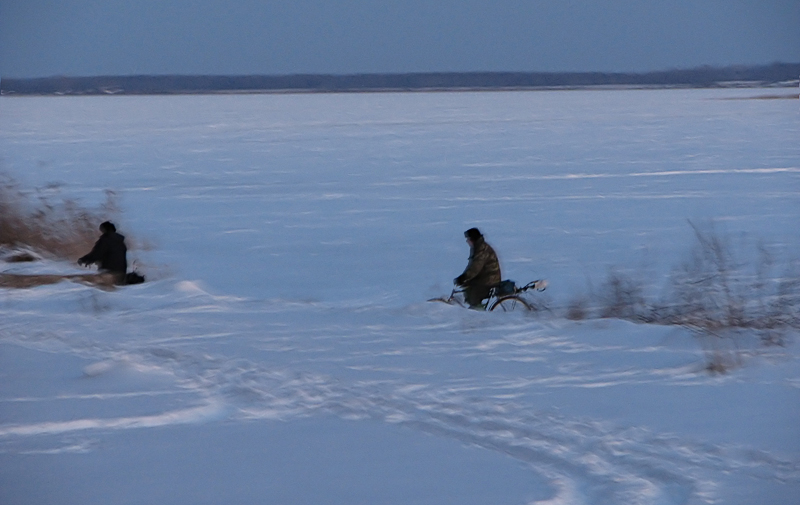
[1,0,798,78]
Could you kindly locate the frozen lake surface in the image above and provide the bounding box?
[1,89,798,504]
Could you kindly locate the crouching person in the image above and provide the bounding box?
[78,221,128,285]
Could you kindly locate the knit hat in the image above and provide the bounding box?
[100,221,116,233]
[464,228,482,241]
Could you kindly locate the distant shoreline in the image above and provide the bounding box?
[2,63,798,96]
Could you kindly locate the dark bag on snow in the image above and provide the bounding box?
[125,272,145,285]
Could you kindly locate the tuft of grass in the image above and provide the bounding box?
[598,268,651,322]
[0,173,120,261]
[565,297,589,321]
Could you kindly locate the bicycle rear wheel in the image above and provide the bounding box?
[489,295,532,312]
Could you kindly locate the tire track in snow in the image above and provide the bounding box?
[71,342,796,505]
[2,288,798,504]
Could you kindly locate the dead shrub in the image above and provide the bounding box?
[0,272,117,290]
[566,296,590,321]
[0,173,120,261]
[577,221,798,371]
[658,223,799,339]
[598,268,652,322]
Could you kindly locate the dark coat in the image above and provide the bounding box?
[79,231,128,275]
[455,236,501,289]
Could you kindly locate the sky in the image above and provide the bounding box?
[1,0,799,78]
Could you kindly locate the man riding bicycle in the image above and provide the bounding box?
[454,228,501,309]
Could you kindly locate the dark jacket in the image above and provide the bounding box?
[455,237,501,289]
[79,231,128,275]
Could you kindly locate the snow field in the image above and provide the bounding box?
[1,88,798,504]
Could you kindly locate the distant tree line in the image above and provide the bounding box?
[2,63,798,95]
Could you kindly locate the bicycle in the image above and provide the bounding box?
[428,279,547,312]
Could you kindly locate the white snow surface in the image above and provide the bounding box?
[1,89,799,505]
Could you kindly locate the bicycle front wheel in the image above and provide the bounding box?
[489,295,532,312]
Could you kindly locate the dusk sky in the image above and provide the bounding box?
[1,0,798,78]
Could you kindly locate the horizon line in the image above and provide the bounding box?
[3,61,799,81]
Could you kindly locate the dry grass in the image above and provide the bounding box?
[656,222,799,337]
[567,222,799,372]
[598,268,650,321]
[565,297,589,321]
[588,222,799,335]
[0,173,120,261]
[0,272,118,290]
[0,172,130,290]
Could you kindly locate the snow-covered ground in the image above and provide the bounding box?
[1,89,798,505]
